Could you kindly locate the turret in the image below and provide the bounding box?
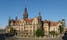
[38,12,42,30]
[62,19,66,27]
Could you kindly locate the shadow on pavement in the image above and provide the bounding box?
[0,33,15,40]
[62,31,67,40]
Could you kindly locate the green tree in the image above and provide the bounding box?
[35,29,44,37]
[58,25,64,34]
[49,31,55,37]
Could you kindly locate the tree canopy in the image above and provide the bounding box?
[35,29,44,37]
[58,25,64,33]
[49,31,55,37]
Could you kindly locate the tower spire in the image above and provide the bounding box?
[23,7,28,19]
[8,17,11,26]
[38,11,42,20]
[15,16,18,20]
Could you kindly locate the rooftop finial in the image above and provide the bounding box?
[9,17,11,21]
[39,11,41,16]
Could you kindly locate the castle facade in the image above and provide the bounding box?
[6,8,65,37]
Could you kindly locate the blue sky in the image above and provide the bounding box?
[0,0,67,28]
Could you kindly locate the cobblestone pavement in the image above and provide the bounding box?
[5,37,63,40]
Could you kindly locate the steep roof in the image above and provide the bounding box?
[44,20,59,26]
[24,18,33,23]
[50,21,58,26]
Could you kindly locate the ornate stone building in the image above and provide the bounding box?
[7,7,66,37]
